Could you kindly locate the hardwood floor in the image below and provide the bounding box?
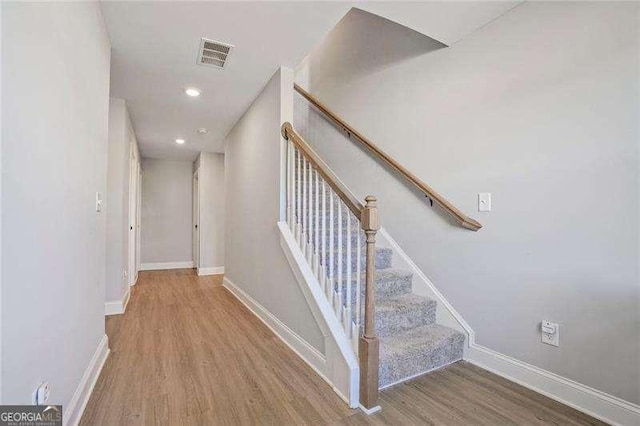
[81,269,605,425]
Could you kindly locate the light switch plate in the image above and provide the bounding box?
[478,193,491,212]
[96,192,103,212]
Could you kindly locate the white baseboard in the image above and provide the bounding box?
[197,266,225,276]
[65,334,110,426]
[359,405,382,415]
[222,276,327,378]
[466,344,640,426]
[139,261,194,271]
[104,288,130,316]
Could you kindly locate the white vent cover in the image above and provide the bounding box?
[197,38,233,69]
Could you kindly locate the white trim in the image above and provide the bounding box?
[139,261,194,271]
[64,335,110,426]
[197,266,225,276]
[377,227,474,346]
[104,288,130,316]
[223,276,326,375]
[359,405,382,415]
[466,344,640,426]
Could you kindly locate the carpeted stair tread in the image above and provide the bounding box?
[376,294,437,337]
[336,268,413,301]
[320,247,392,272]
[379,324,465,388]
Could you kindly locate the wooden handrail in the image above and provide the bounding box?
[294,84,482,231]
[282,122,364,218]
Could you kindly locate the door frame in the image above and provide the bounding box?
[128,146,139,286]
[193,169,200,269]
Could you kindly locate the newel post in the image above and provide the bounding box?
[359,195,380,410]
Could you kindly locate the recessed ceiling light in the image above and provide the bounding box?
[184,87,201,97]
[197,128,208,135]
[175,138,186,145]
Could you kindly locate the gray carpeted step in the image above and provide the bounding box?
[379,324,465,388]
[376,294,437,337]
[336,268,413,301]
[320,246,392,273]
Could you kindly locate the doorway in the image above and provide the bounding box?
[128,147,140,286]
[193,169,200,269]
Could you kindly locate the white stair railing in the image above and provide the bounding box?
[287,142,364,351]
[282,122,380,409]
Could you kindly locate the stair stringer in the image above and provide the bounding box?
[376,227,475,354]
[278,221,360,408]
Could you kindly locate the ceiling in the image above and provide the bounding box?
[102,1,521,161]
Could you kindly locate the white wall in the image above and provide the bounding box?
[298,3,639,404]
[194,152,225,272]
[106,98,140,304]
[141,159,193,265]
[224,67,325,352]
[1,0,110,407]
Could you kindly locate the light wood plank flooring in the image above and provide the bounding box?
[81,269,605,425]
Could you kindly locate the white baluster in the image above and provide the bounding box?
[287,141,295,226]
[313,170,320,278]
[315,170,320,253]
[301,157,307,254]
[356,227,362,338]
[336,202,343,317]
[306,162,313,263]
[328,191,334,300]
[297,149,301,227]
[345,211,352,337]
[321,180,327,292]
[308,161,312,248]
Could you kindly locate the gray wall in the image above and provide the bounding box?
[141,159,193,264]
[1,1,110,405]
[195,153,225,270]
[224,67,325,352]
[298,3,639,404]
[106,98,140,302]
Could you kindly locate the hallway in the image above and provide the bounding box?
[81,270,603,425]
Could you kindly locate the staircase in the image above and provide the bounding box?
[283,85,480,410]
[331,216,465,388]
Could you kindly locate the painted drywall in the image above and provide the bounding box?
[106,99,141,304]
[1,1,110,405]
[297,3,639,404]
[224,67,325,352]
[141,159,193,264]
[194,153,225,271]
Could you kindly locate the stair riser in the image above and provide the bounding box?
[319,248,392,273]
[335,271,413,301]
[379,333,465,388]
[376,303,437,338]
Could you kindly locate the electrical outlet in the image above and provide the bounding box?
[541,320,559,347]
[33,382,50,405]
[123,270,127,281]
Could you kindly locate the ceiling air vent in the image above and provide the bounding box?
[197,38,233,69]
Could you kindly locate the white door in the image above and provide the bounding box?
[128,152,138,286]
[193,170,200,269]
[135,166,142,281]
